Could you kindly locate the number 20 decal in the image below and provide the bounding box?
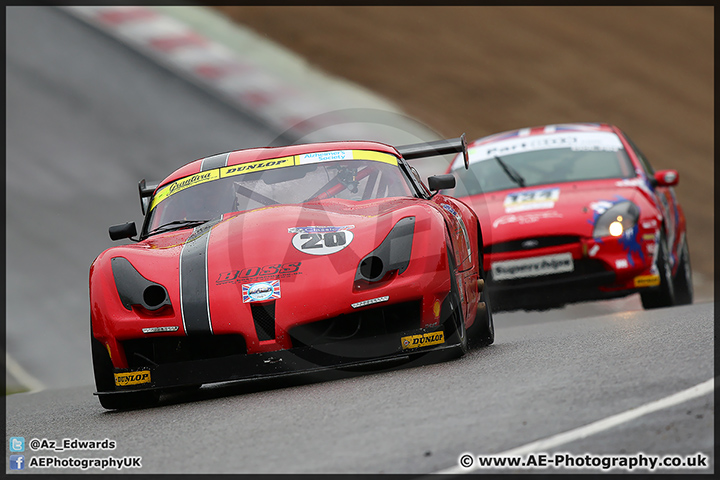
[292,231,354,255]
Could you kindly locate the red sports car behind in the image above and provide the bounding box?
[448,123,692,312]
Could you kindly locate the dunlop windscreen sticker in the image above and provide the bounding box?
[114,370,151,387]
[401,331,445,350]
[220,156,294,178]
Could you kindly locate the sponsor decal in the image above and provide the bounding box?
[142,326,179,334]
[217,262,302,285]
[634,274,660,288]
[242,280,281,303]
[150,170,219,210]
[114,370,151,387]
[401,331,445,350]
[290,226,354,255]
[588,244,600,257]
[492,252,574,280]
[503,188,560,213]
[351,296,390,309]
[642,219,658,229]
[492,210,563,228]
[299,150,353,163]
[221,156,294,177]
[642,233,656,241]
[298,149,397,166]
[288,225,354,234]
[465,131,623,166]
[615,259,629,269]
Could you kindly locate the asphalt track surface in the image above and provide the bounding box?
[5,7,714,475]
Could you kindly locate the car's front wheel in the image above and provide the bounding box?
[640,231,676,309]
[442,248,467,358]
[91,328,160,410]
[467,271,494,348]
[672,238,693,305]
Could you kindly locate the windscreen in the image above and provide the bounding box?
[145,150,413,235]
[449,131,635,197]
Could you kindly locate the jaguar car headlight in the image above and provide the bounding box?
[592,201,640,238]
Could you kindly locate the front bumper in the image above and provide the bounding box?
[96,323,461,396]
[485,234,658,311]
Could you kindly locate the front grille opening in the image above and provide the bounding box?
[488,235,579,254]
[122,335,247,369]
[288,300,421,348]
[251,302,276,341]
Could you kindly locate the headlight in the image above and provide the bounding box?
[592,201,639,238]
[354,217,415,286]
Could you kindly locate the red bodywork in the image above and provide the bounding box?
[448,123,688,311]
[90,140,484,395]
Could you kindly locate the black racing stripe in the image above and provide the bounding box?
[200,153,229,171]
[180,227,213,335]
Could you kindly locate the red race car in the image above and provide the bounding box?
[90,136,494,409]
[448,123,692,312]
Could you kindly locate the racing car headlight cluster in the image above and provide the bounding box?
[111,257,171,312]
[355,217,415,286]
[592,201,640,238]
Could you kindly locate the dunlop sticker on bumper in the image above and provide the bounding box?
[634,274,660,288]
[401,331,445,350]
[114,370,151,387]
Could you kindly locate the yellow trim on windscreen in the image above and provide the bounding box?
[149,150,398,212]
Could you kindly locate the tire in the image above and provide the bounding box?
[91,331,116,393]
[672,238,693,305]
[467,268,495,348]
[640,230,676,309]
[91,327,160,410]
[442,248,467,357]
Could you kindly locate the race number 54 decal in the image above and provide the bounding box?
[289,226,354,255]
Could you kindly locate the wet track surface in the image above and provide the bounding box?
[5,7,714,474]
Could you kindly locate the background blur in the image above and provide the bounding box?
[213,6,714,292]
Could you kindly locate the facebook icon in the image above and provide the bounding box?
[10,455,25,470]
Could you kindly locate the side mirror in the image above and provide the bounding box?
[427,174,456,191]
[109,222,137,241]
[138,179,158,215]
[654,169,679,187]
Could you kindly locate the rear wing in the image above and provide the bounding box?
[138,179,159,215]
[396,134,469,169]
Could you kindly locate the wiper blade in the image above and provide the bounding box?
[494,156,526,187]
[147,219,209,236]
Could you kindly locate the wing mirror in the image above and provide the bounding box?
[653,169,679,187]
[427,174,456,192]
[109,222,137,241]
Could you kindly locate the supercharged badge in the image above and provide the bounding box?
[114,370,151,387]
[401,331,445,350]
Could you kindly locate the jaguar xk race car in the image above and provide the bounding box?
[90,136,494,409]
[448,123,692,312]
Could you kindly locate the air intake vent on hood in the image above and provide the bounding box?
[251,302,276,341]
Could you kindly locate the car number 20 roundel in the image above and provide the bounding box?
[289,225,355,255]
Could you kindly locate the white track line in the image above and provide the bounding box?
[6,353,46,393]
[436,377,715,474]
